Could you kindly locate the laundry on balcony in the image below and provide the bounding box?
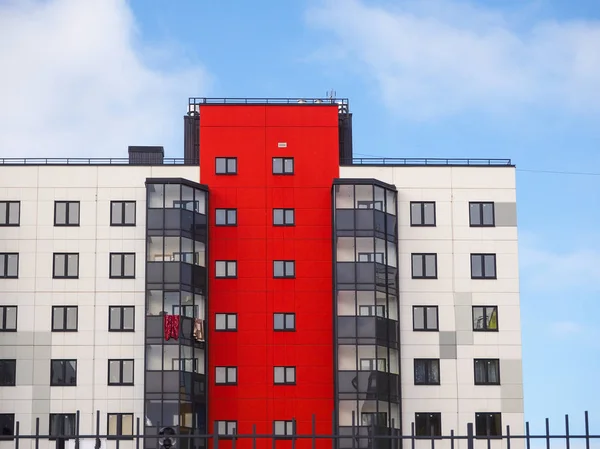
[163,314,180,341]
[193,318,205,342]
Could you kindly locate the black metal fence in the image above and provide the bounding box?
[5,411,599,449]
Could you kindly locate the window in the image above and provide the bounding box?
[51,306,78,332]
[415,413,442,437]
[469,202,495,227]
[110,201,136,226]
[273,260,295,278]
[475,413,502,437]
[413,306,438,331]
[471,254,497,279]
[216,209,237,226]
[473,306,498,331]
[215,367,237,385]
[274,366,296,385]
[107,413,134,438]
[50,359,77,386]
[357,200,383,210]
[272,157,294,174]
[359,305,385,317]
[411,253,437,279]
[273,208,295,226]
[410,202,436,226]
[0,414,14,439]
[0,253,18,278]
[361,413,387,427]
[0,306,17,331]
[474,359,500,385]
[0,360,16,386]
[215,261,237,278]
[108,359,134,385]
[215,313,237,331]
[0,201,20,226]
[216,157,237,174]
[360,358,386,372]
[358,252,384,263]
[273,313,295,331]
[216,421,237,436]
[109,306,135,331]
[274,420,294,436]
[49,414,76,438]
[53,253,79,279]
[414,359,440,385]
[54,201,80,226]
[109,253,136,278]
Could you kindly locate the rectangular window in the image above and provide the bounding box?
[415,413,442,437]
[472,306,498,331]
[273,208,295,226]
[411,253,437,279]
[108,359,134,385]
[474,359,500,385]
[49,414,76,438]
[215,313,237,331]
[273,260,295,278]
[216,157,237,174]
[0,360,16,386]
[50,359,77,386]
[414,359,440,385]
[0,306,17,331]
[109,306,135,331]
[359,358,386,372]
[0,201,20,226]
[469,202,495,227]
[274,420,294,436]
[0,414,14,439]
[413,306,438,331]
[109,253,136,278]
[361,413,387,427]
[274,366,296,385]
[357,200,383,210]
[357,252,385,263]
[53,253,79,279]
[410,202,436,226]
[51,306,78,332]
[272,157,294,174]
[0,253,18,278]
[273,313,295,331]
[216,421,237,436]
[110,201,136,226]
[215,367,237,385]
[107,413,134,438]
[475,413,502,437]
[359,305,385,317]
[54,201,80,226]
[471,254,497,279]
[215,261,237,278]
[215,209,237,226]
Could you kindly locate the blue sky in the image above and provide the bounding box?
[1,0,600,435]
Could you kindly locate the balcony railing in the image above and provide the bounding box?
[0,158,192,165]
[343,157,513,166]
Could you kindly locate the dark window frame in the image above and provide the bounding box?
[471,254,497,279]
[410,201,436,227]
[109,253,136,279]
[108,306,135,332]
[0,306,17,332]
[357,252,385,263]
[0,201,20,227]
[51,306,78,332]
[274,366,296,385]
[215,313,237,331]
[107,359,134,386]
[216,420,237,436]
[110,201,136,226]
[0,253,18,278]
[273,420,295,437]
[215,157,238,175]
[52,253,79,279]
[215,366,238,385]
[357,200,383,210]
[413,306,439,331]
[215,260,237,278]
[359,305,385,317]
[411,253,438,279]
[414,359,440,385]
[273,208,295,226]
[475,413,502,438]
[474,359,501,385]
[215,208,238,226]
[50,359,77,386]
[273,313,295,331]
[472,306,499,331]
[54,201,80,226]
[49,413,77,439]
[107,413,134,439]
[359,358,387,372]
[469,202,495,227]
[0,413,15,440]
[272,157,294,175]
[273,260,295,278]
[415,413,442,438]
[0,359,16,386]
[361,412,387,427]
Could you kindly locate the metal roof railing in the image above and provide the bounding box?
[343,158,513,166]
[0,158,192,166]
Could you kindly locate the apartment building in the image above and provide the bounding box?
[0,98,524,449]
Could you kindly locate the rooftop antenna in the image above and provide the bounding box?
[327,89,336,100]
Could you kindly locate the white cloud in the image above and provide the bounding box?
[306,0,600,119]
[0,0,209,159]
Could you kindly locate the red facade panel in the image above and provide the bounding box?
[200,105,340,447]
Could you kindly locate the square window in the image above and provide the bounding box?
[110,201,136,226]
[50,359,77,386]
[110,253,136,278]
[410,202,436,226]
[216,157,237,174]
[411,253,437,279]
[475,413,502,437]
[274,420,294,437]
[414,359,440,385]
[0,253,18,278]
[215,313,237,331]
[0,201,20,226]
[215,209,237,226]
[108,306,135,331]
[469,202,495,227]
[471,254,497,279]
[472,306,498,331]
[474,359,500,385]
[413,306,438,331]
[215,366,237,385]
[54,201,80,226]
[274,366,296,384]
[0,414,15,439]
[49,414,76,438]
[53,253,79,279]
[216,421,237,436]
[273,313,295,331]
[272,157,294,174]
[215,261,237,278]
[0,306,17,331]
[107,413,134,438]
[0,360,16,386]
[273,208,295,226]
[415,413,442,437]
[273,260,295,278]
[108,359,134,385]
[51,306,78,332]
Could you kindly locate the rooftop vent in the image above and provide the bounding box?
[128,146,164,165]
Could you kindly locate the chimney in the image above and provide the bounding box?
[128,146,164,165]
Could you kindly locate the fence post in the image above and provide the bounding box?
[526,421,531,449]
[564,414,570,449]
[450,429,454,449]
[213,419,219,449]
[410,422,415,449]
[35,417,40,449]
[506,425,511,449]
[584,411,590,449]
[15,420,20,449]
[75,410,80,449]
[252,424,257,449]
[136,417,140,449]
[466,423,474,449]
[545,418,550,449]
[311,414,316,449]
